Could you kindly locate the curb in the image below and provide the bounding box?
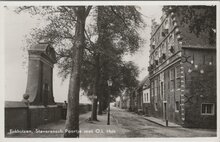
[143,117,182,128]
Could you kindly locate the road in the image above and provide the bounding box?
[110,106,216,137]
[5,106,216,138]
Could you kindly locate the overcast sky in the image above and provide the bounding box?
[4,6,162,102]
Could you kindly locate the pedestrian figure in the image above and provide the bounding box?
[22,93,30,106]
[63,101,67,119]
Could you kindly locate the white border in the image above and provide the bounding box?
[0,1,219,6]
[0,1,219,142]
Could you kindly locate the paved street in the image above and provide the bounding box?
[110,107,216,137]
[6,106,216,138]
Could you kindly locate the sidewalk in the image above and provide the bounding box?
[6,111,126,138]
[143,116,182,128]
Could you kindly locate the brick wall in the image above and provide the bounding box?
[182,48,216,128]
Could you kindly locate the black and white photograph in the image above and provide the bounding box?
[1,1,219,140]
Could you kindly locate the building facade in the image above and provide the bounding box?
[148,7,216,128]
[136,76,151,116]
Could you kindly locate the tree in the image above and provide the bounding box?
[15,6,92,138]
[163,6,216,45]
[63,6,92,138]
[85,6,144,120]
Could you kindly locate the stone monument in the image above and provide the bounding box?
[25,42,61,128]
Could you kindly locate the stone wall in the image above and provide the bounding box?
[5,102,28,133]
[5,101,92,133]
[28,106,61,129]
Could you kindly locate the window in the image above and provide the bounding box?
[155,103,158,111]
[168,34,173,43]
[152,40,155,49]
[151,81,154,97]
[154,79,158,98]
[176,65,181,90]
[155,50,159,59]
[170,68,175,91]
[201,104,215,115]
[143,90,150,104]
[143,89,150,103]
[159,47,162,58]
[175,101,180,111]
[143,93,146,103]
[157,77,160,99]
[161,43,166,55]
[176,78,181,90]
[164,19,169,29]
[154,77,160,99]
[161,82,164,100]
[146,93,149,102]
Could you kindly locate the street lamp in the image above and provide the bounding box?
[107,78,113,125]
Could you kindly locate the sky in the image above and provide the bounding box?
[3,6,162,102]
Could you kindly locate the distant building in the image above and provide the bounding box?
[135,76,151,115]
[148,7,216,128]
[115,96,121,108]
[141,77,151,116]
[120,90,130,109]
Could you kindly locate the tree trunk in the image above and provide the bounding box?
[64,7,87,138]
[90,6,105,120]
[90,54,100,121]
[98,99,103,115]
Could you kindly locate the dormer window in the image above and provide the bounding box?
[155,59,158,65]
[162,53,166,60]
[169,45,175,54]
[164,19,169,29]
[150,56,154,65]
[162,29,168,37]
[151,40,156,49]
[154,50,159,60]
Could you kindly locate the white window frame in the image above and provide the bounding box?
[170,68,175,92]
[201,103,215,115]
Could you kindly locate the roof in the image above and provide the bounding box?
[182,46,216,50]
[150,7,216,50]
[5,101,27,108]
[138,75,150,90]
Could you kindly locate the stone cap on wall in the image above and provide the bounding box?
[5,101,27,108]
[28,42,57,64]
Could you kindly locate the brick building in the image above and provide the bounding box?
[148,7,216,128]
